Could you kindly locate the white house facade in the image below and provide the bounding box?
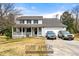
[12,16,66,38]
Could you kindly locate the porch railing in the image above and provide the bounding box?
[13,32,31,36]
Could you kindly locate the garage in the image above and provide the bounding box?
[42,18,66,36]
[42,27,66,36]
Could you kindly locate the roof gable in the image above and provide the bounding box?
[16,16,43,20]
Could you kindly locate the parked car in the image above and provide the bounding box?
[58,31,74,40]
[46,31,56,39]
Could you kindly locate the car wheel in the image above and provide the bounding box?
[47,37,49,39]
[54,37,56,39]
[69,38,74,40]
[62,37,65,40]
[58,35,60,38]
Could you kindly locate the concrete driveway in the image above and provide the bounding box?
[45,38,79,56]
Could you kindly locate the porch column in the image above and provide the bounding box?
[37,27,39,36]
[25,28,26,37]
[12,27,13,38]
[21,27,23,36]
[31,20,33,24]
[31,27,32,36]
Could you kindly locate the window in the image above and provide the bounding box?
[39,27,41,35]
[27,20,31,24]
[19,28,21,32]
[27,28,31,32]
[13,27,16,32]
[39,27,41,32]
[34,20,38,24]
[17,28,21,32]
[20,20,24,24]
[23,28,25,32]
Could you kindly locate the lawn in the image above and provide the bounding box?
[0,36,47,56]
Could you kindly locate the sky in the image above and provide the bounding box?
[15,3,79,18]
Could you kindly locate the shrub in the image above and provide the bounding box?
[4,28,12,40]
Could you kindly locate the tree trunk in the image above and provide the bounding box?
[75,14,78,33]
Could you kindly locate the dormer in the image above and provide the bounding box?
[15,16,43,24]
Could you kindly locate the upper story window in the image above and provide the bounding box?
[34,20,38,24]
[20,20,24,24]
[27,20,31,24]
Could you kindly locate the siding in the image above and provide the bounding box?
[15,20,42,24]
[38,20,42,24]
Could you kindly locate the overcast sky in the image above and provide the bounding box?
[15,3,79,18]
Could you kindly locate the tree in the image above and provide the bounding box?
[72,5,79,33]
[60,11,75,33]
[0,3,21,38]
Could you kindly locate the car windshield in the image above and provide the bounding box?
[62,31,70,34]
[47,31,55,35]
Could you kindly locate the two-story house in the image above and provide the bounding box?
[12,16,66,38]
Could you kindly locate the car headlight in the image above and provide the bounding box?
[64,35,68,37]
[72,35,74,37]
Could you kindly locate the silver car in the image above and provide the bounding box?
[58,31,74,40]
[46,31,56,39]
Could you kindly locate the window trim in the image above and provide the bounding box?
[27,20,31,24]
[27,28,31,32]
[20,20,25,24]
[34,20,38,24]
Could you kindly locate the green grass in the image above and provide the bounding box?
[0,36,47,56]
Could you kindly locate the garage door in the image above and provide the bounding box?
[42,27,66,36]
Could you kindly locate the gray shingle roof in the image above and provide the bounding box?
[15,16,66,27]
[17,16,43,20]
[43,18,66,27]
[14,24,45,27]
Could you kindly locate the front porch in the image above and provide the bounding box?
[12,27,42,38]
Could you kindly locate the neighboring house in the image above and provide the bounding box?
[12,16,66,38]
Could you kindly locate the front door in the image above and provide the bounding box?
[34,28,37,36]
